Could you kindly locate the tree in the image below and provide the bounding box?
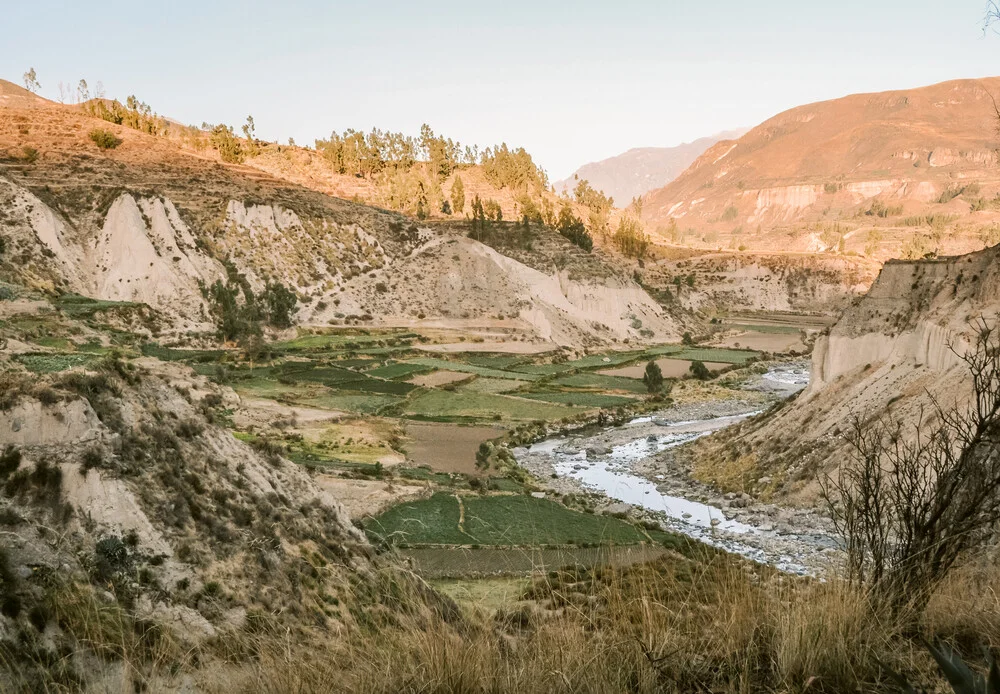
[613,213,649,259]
[682,331,694,346]
[22,68,40,93]
[556,206,593,252]
[689,360,710,380]
[822,319,1000,616]
[242,115,261,157]
[642,361,664,393]
[77,79,89,102]
[451,175,465,214]
[210,124,245,164]
[262,282,297,328]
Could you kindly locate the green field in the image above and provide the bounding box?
[409,545,669,578]
[141,342,226,362]
[402,389,577,421]
[364,362,433,379]
[16,353,100,373]
[407,357,541,381]
[664,348,759,364]
[295,391,403,414]
[553,373,647,393]
[517,392,637,408]
[459,354,533,369]
[366,492,666,547]
[55,293,143,318]
[510,351,648,375]
[458,377,523,394]
[271,330,418,353]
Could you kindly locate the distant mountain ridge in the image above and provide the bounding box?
[556,129,747,205]
[639,77,1000,259]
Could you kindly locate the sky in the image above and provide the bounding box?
[4,1,1000,180]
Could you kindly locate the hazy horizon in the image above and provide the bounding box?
[5,0,1000,179]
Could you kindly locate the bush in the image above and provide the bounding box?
[689,360,711,380]
[88,128,122,150]
[0,446,21,476]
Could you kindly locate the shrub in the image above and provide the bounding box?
[0,446,21,476]
[822,319,1000,616]
[689,360,711,380]
[20,147,38,163]
[88,128,122,150]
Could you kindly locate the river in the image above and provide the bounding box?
[513,363,839,574]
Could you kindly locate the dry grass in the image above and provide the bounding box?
[6,552,1000,693]
[208,553,1000,694]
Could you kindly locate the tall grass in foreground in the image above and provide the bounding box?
[6,554,1000,692]
[225,555,1000,694]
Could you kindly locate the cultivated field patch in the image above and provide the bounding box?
[404,421,506,474]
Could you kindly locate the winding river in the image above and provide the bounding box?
[514,364,838,574]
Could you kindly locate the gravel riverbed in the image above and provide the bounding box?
[513,362,841,574]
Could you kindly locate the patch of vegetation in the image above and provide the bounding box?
[366,492,664,547]
[864,199,903,217]
[84,95,164,135]
[364,362,433,380]
[666,347,758,365]
[555,207,593,252]
[15,353,99,373]
[88,128,122,150]
[516,392,636,408]
[552,373,647,394]
[408,358,540,381]
[402,390,576,422]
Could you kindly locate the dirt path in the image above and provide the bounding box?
[455,494,467,535]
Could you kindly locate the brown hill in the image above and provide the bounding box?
[0,78,51,109]
[0,82,688,347]
[642,77,1000,261]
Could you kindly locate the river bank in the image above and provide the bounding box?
[513,361,840,574]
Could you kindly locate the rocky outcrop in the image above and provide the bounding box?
[694,244,1000,501]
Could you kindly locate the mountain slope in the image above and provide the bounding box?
[0,81,687,347]
[642,78,1000,260]
[556,130,746,204]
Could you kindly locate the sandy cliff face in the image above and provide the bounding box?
[692,244,1000,501]
[808,248,999,389]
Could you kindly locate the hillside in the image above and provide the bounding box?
[691,241,1000,500]
[555,130,746,204]
[0,80,689,348]
[642,78,1000,261]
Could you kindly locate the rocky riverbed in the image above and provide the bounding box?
[513,362,841,574]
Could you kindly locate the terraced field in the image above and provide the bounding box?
[364,492,672,547]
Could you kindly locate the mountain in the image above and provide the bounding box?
[641,78,1000,260]
[555,130,747,205]
[0,79,690,348]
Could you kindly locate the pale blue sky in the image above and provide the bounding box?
[4,1,999,179]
